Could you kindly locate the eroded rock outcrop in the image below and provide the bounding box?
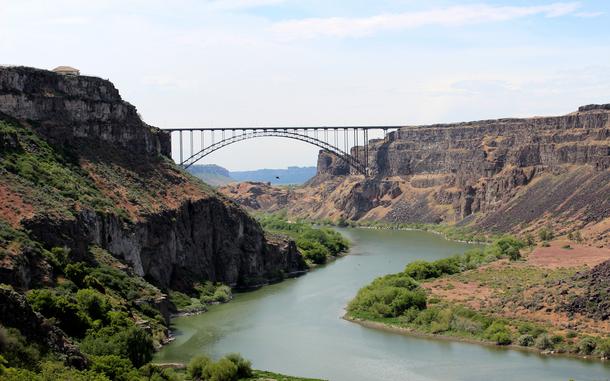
[0,66,306,292]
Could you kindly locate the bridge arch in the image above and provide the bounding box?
[178,129,368,175]
[167,126,400,178]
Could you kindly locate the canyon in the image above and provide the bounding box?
[221,105,610,246]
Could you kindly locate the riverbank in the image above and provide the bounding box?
[343,315,608,362]
[344,239,610,361]
[150,364,325,381]
[156,227,610,381]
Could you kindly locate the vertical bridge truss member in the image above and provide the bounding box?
[165,127,399,177]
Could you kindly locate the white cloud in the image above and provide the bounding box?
[271,2,583,39]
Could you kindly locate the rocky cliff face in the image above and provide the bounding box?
[0,66,305,292]
[0,66,169,157]
[221,105,610,245]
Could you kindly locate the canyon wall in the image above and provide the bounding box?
[221,106,610,244]
[0,66,305,291]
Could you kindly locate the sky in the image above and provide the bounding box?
[1,0,609,170]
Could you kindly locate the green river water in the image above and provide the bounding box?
[156,228,610,381]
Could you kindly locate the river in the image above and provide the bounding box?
[156,228,610,381]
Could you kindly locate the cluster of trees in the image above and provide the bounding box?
[257,213,349,265]
[170,282,233,313]
[404,236,526,281]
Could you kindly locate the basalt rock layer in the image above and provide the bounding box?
[0,66,305,292]
[221,106,610,244]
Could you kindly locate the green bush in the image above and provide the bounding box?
[296,239,329,265]
[400,236,524,281]
[538,228,554,242]
[89,355,138,381]
[518,334,535,347]
[80,325,154,367]
[187,354,246,381]
[517,323,546,338]
[139,364,181,381]
[347,273,426,318]
[578,337,596,355]
[26,289,91,338]
[484,322,512,345]
[188,355,212,380]
[597,338,610,357]
[225,353,252,378]
[550,334,564,345]
[212,285,232,303]
[404,261,441,280]
[196,282,233,305]
[205,357,238,381]
[535,334,554,350]
[169,291,192,310]
[75,289,111,324]
[0,326,41,371]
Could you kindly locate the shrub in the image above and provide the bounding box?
[538,228,554,242]
[597,338,610,358]
[205,357,238,381]
[75,289,111,324]
[225,353,252,378]
[517,323,545,337]
[80,325,154,367]
[518,334,535,347]
[450,315,483,335]
[492,331,512,346]
[196,282,233,304]
[550,334,564,345]
[212,285,232,303]
[140,364,181,381]
[188,355,212,380]
[404,261,441,280]
[296,239,329,265]
[484,322,512,345]
[535,334,553,350]
[0,326,41,371]
[347,273,426,318]
[89,355,138,381]
[26,289,91,338]
[64,262,90,287]
[579,337,596,355]
[169,291,192,310]
[493,236,525,260]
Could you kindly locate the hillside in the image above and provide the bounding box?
[220,105,610,246]
[0,66,306,378]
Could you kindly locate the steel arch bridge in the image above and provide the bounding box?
[165,126,400,177]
